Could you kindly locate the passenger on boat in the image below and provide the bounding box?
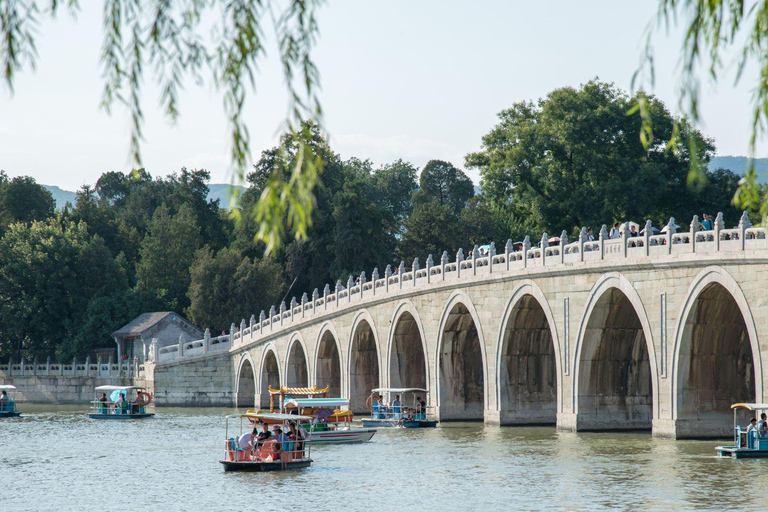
[131,392,142,414]
[256,431,279,461]
[115,393,125,414]
[759,413,768,436]
[0,390,8,411]
[273,426,292,459]
[416,397,426,420]
[288,421,305,458]
[748,418,759,449]
[392,395,402,420]
[98,393,108,414]
[239,428,257,461]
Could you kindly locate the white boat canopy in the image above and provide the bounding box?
[371,387,428,394]
[0,385,17,390]
[238,412,314,421]
[731,403,768,410]
[94,385,146,392]
[284,398,349,408]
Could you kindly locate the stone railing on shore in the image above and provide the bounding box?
[0,356,144,379]
[155,329,230,363]
[170,211,766,363]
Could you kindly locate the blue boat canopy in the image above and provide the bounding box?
[237,412,314,421]
[284,398,349,408]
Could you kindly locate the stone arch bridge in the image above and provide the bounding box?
[154,216,768,439]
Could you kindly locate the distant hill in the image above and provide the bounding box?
[42,183,247,210]
[709,156,768,183]
[45,185,78,209]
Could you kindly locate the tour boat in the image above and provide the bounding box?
[716,403,768,458]
[88,385,155,419]
[283,397,377,444]
[0,385,21,418]
[361,387,437,428]
[221,412,313,472]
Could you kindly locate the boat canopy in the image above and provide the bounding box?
[731,403,768,410]
[284,398,349,409]
[94,385,146,391]
[371,387,428,394]
[0,385,16,390]
[239,411,314,421]
[268,385,330,396]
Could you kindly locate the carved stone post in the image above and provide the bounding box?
[644,219,653,256]
[456,248,464,277]
[301,293,308,317]
[230,323,236,344]
[471,245,478,276]
[560,230,569,264]
[398,261,405,289]
[372,268,379,296]
[385,265,392,293]
[290,297,298,319]
[240,318,246,336]
[599,224,608,260]
[259,310,266,332]
[540,233,549,265]
[665,217,676,254]
[179,333,185,358]
[268,306,276,329]
[715,212,724,251]
[441,251,448,280]
[522,236,531,268]
[412,258,419,286]
[323,284,330,311]
[739,210,751,250]
[622,222,629,257]
[347,276,354,302]
[687,215,698,254]
[505,239,513,270]
[488,242,496,273]
[359,271,366,298]
[335,280,343,307]
[426,254,433,283]
[204,328,211,354]
[280,302,286,325]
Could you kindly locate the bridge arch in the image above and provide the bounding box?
[671,266,763,438]
[235,352,256,408]
[315,322,344,398]
[495,281,562,424]
[285,333,309,388]
[258,344,281,408]
[387,301,429,398]
[436,291,488,420]
[572,273,659,430]
[348,310,381,412]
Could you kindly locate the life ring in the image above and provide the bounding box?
[137,392,152,406]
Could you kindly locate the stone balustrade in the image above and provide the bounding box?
[0,356,144,379]
[161,212,766,365]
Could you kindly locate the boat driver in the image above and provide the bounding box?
[0,390,8,411]
[760,413,768,437]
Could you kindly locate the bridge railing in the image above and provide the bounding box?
[161,211,767,362]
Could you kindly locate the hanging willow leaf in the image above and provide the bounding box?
[0,0,325,251]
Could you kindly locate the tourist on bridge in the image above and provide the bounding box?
[629,224,639,237]
[610,223,621,239]
[586,228,594,242]
[701,213,714,231]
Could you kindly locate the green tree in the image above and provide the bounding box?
[413,160,475,215]
[186,247,284,332]
[398,202,462,261]
[2,1,324,251]
[466,80,715,235]
[371,159,419,234]
[136,203,201,310]
[0,174,55,233]
[0,219,127,360]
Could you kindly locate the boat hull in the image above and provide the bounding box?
[309,428,376,444]
[0,411,21,418]
[220,459,313,472]
[716,445,768,458]
[361,419,399,428]
[402,420,437,428]
[88,413,155,420]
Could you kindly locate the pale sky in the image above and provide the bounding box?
[0,1,764,190]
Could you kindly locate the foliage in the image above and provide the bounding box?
[0,219,127,360]
[465,80,734,234]
[413,160,474,215]
[0,173,55,234]
[187,246,284,333]
[136,203,201,311]
[0,0,324,251]
[641,1,768,221]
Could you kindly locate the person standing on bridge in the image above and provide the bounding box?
[701,214,713,231]
[610,223,621,239]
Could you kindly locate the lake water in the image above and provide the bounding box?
[1,405,766,511]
